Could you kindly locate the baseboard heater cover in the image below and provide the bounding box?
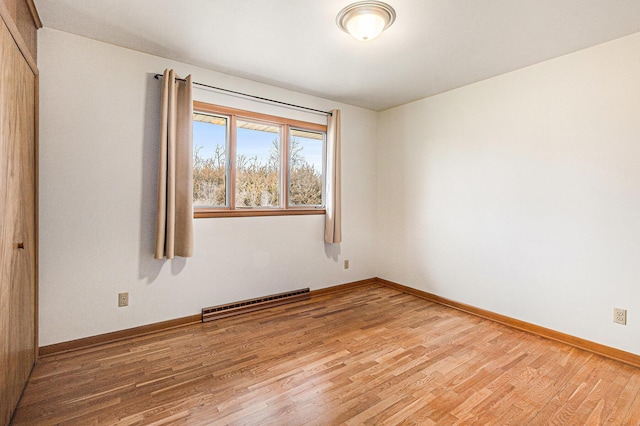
[202,288,311,322]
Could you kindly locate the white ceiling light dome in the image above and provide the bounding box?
[336,1,396,42]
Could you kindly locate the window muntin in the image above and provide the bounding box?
[192,102,327,217]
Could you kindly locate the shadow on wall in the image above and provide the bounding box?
[324,241,341,261]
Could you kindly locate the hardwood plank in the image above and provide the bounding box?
[604,368,640,424]
[38,279,377,357]
[378,278,640,368]
[38,314,202,356]
[12,285,640,424]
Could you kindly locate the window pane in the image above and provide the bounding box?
[289,128,324,206]
[193,113,227,207]
[235,120,280,208]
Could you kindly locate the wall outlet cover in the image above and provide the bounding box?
[118,292,129,307]
[613,307,627,325]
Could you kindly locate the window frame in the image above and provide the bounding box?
[193,101,327,218]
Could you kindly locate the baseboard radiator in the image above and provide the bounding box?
[202,288,311,322]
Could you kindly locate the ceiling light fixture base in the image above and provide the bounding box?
[336,1,396,42]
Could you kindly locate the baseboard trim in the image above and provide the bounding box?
[310,277,379,297]
[38,278,378,357]
[39,277,640,368]
[375,277,640,369]
[39,314,201,357]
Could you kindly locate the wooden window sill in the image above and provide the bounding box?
[194,209,326,219]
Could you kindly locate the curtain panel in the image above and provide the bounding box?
[325,109,342,244]
[154,69,194,259]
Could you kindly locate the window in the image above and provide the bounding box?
[193,102,327,218]
[289,128,324,207]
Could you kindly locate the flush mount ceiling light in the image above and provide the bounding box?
[336,1,396,42]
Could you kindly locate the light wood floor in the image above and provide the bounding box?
[12,285,640,425]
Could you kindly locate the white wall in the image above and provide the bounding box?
[39,26,640,357]
[38,28,378,346]
[377,33,640,355]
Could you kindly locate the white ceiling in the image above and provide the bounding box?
[34,0,640,111]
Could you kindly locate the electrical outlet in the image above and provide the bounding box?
[344,260,349,269]
[613,307,627,325]
[118,292,129,307]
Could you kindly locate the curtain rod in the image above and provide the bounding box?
[153,73,332,116]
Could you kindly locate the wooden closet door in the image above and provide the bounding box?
[0,13,36,426]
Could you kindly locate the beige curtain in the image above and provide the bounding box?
[154,69,194,259]
[325,109,342,244]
